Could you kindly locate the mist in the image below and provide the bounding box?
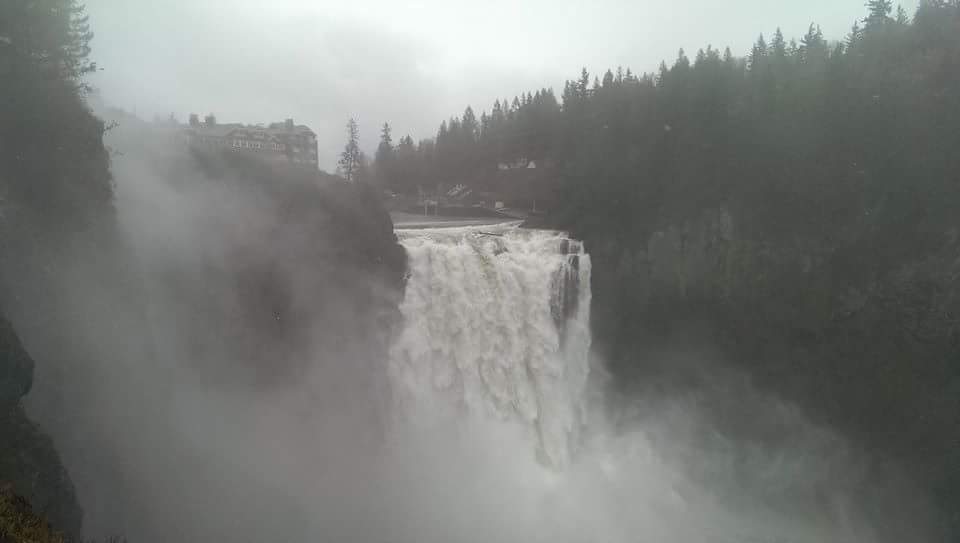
[13,111,933,542]
[4,1,955,541]
[81,0,906,170]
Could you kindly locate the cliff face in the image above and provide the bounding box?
[2,104,407,540]
[130,149,408,388]
[575,207,960,534]
[14,130,408,541]
[0,316,81,540]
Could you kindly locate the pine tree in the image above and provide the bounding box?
[602,69,615,88]
[895,5,910,24]
[723,47,735,65]
[676,48,691,69]
[865,0,894,25]
[375,122,394,187]
[847,22,864,48]
[2,0,114,225]
[787,38,799,58]
[750,35,768,69]
[437,120,448,142]
[1,0,98,84]
[461,106,478,143]
[695,49,708,66]
[578,68,590,99]
[338,118,361,183]
[772,28,787,58]
[657,61,669,86]
[800,23,826,63]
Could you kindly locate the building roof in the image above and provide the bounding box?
[185,123,243,138]
[266,125,316,137]
[185,122,315,139]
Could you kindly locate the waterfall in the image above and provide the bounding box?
[386,225,922,543]
[384,223,916,543]
[389,223,591,468]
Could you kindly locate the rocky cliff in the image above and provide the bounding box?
[0,315,81,540]
[1,111,407,539]
[574,206,960,535]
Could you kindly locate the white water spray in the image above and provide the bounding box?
[390,223,591,468]
[384,223,929,543]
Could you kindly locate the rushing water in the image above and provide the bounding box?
[390,223,591,468]
[384,223,930,543]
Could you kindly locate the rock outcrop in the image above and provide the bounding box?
[573,206,960,536]
[0,315,81,540]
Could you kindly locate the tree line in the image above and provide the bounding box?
[1,1,117,540]
[369,1,960,535]
[369,0,959,227]
[1,0,113,230]
[367,87,563,195]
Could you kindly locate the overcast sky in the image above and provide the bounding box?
[84,0,919,171]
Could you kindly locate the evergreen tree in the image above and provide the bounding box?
[750,35,768,68]
[376,122,393,159]
[577,68,590,99]
[337,118,361,182]
[895,4,910,23]
[674,48,691,71]
[772,27,787,57]
[847,22,864,47]
[461,106,478,143]
[800,23,826,63]
[657,61,670,85]
[723,47,735,65]
[2,0,113,226]
[866,0,894,25]
[787,38,799,57]
[0,0,97,84]
[602,69,615,87]
[375,123,394,188]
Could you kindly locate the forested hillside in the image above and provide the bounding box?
[1,1,112,539]
[374,0,960,536]
[2,2,406,540]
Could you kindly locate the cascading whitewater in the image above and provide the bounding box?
[389,223,591,468]
[384,223,909,543]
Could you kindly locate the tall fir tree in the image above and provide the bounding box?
[772,28,787,58]
[338,118,361,182]
[375,122,394,188]
[865,0,894,25]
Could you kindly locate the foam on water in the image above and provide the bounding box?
[390,223,591,468]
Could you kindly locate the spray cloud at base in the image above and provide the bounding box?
[15,116,935,542]
[380,224,934,543]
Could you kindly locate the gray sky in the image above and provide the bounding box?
[85,0,918,171]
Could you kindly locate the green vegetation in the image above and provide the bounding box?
[0,4,100,533]
[337,117,365,183]
[0,487,125,543]
[0,315,81,541]
[3,0,960,537]
[1,0,114,232]
[1,1,113,535]
[1,486,65,543]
